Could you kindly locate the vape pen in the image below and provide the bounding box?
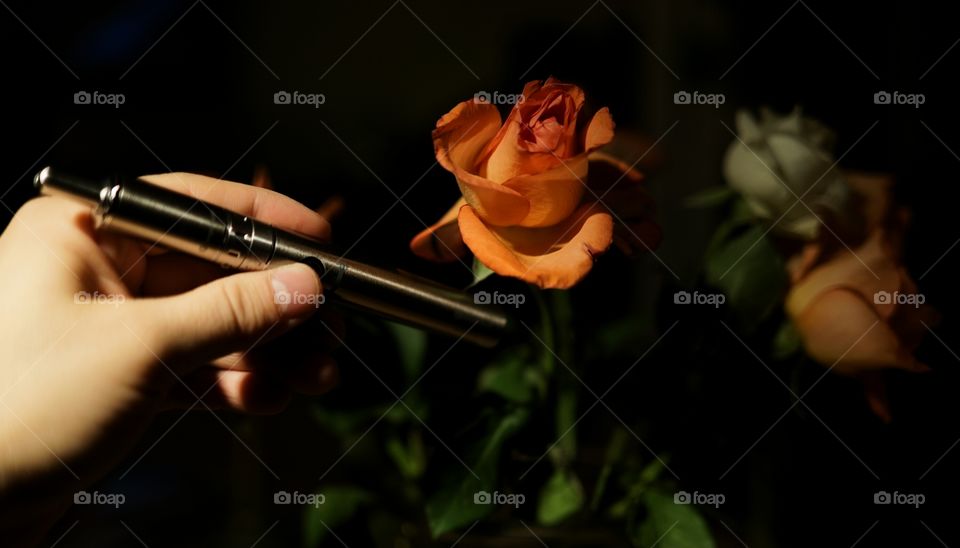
[34,167,508,348]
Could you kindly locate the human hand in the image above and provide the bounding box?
[0,173,338,544]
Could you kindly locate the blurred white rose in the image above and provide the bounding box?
[723,107,849,239]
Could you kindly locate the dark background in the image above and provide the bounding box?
[1,1,958,546]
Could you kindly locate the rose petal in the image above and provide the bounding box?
[433,100,530,226]
[584,108,615,152]
[501,154,588,227]
[791,287,927,374]
[480,115,562,183]
[479,79,585,182]
[490,107,615,228]
[458,203,613,289]
[584,152,660,254]
[888,267,941,351]
[785,230,902,321]
[410,198,468,262]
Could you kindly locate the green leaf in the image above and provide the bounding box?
[704,221,787,327]
[684,186,735,208]
[608,456,666,519]
[303,486,372,546]
[387,321,428,381]
[386,429,426,479]
[771,319,802,360]
[633,490,716,548]
[312,405,393,438]
[478,346,545,403]
[471,257,496,286]
[591,429,630,511]
[537,469,584,525]
[425,407,530,537]
[530,288,556,376]
[552,378,578,466]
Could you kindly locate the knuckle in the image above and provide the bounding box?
[13,197,56,224]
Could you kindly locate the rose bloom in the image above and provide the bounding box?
[723,107,849,240]
[410,78,659,289]
[785,172,938,420]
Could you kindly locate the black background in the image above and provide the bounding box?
[1,1,958,546]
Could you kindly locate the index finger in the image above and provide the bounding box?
[139,172,331,241]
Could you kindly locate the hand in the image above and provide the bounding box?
[0,173,338,544]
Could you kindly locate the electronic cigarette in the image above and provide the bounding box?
[34,167,509,348]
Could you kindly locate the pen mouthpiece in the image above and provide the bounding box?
[34,166,109,205]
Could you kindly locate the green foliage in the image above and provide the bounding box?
[387,322,428,382]
[704,210,787,329]
[772,319,802,360]
[303,486,373,546]
[478,345,546,403]
[684,186,736,209]
[304,268,719,548]
[633,490,716,548]
[385,429,426,479]
[471,257,496,286]
[425,406,530,537]
[537,469,585,525]
[591,428,630,511]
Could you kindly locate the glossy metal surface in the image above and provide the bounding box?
[34,167,509,347]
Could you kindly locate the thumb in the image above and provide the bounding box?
[146,262,322,362]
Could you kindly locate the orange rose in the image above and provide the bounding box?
[785,172,938,420]
[410,78,659,289]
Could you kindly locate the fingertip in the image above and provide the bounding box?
[272,263,324,320]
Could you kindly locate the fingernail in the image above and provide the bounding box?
[272,263,323,318]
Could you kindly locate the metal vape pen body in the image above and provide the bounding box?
[34,167,508,347]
